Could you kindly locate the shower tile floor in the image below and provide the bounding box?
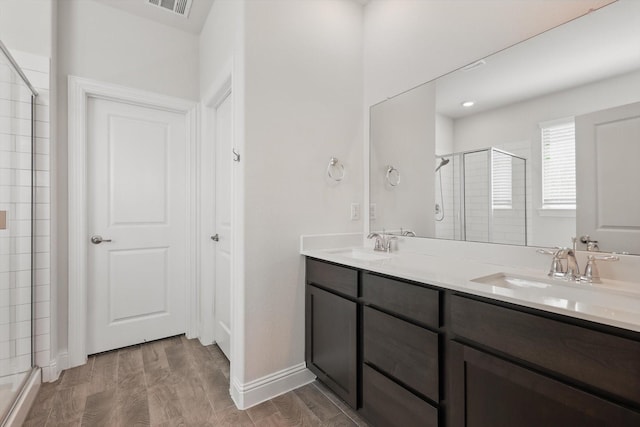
[24,335,368,426]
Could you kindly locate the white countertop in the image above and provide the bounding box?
[301,246,640,334]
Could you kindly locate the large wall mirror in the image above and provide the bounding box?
[370,0,640,254]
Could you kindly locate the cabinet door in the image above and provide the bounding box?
[306,285,357,408]
[449,342,640,427]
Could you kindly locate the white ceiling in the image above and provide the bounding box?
[93,0,215,35]
[435,0,640,119]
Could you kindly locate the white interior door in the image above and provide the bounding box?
[214,92,232,359]
[576,101,640,254]
[87,97,188,355]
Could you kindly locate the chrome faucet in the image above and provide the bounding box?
[400,228,416,237]
[367,232,397,252]
[367,233,385,251]
[537,247,580,281]
[580,235,599,252]
[384,235,398,252]
[581,254,619,284]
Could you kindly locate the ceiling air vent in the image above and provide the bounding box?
[147,0,193,18]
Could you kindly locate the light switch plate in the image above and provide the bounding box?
[369,203,377,220]
[0,210,6,230]
[350,203,360,221]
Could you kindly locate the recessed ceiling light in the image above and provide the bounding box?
[462,101,475,108]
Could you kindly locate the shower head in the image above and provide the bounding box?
[435,157,450,172]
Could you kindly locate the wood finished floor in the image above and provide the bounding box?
[24,335,369,427]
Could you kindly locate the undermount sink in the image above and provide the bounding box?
[328,248,394,261]
[472,272,640,298]
[471,273,554,289]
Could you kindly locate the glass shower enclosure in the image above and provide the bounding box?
[0,41,38,422]
[435,147,527,246]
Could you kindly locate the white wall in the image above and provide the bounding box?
[242,0,363,383]
[55,0,199,363]
[199,0,241,95]
[363,0,614,106]
[0,0,53,58]
[370,82,435,236]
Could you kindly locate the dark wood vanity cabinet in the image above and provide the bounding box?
[305,259,358,408]
[305,257,640,427]
[449,295,640,427]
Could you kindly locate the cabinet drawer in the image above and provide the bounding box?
[361,364,438,427]
[451,295,640,404]
[364,306,439,401]
[306,258,358,298]
[362,273,439,328]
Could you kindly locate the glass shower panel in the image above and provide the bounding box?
[437,148,527,244]
[491,149,527,246]
[463,150,491,243]
[0,47,34,420]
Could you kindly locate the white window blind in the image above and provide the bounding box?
[541,119,576,208]
[492,150,512,209]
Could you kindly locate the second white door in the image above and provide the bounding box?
[87,97,188,355]
[214,92,233,360]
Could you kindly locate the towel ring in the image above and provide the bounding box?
[327,157,345,182]
[386,165,400,186]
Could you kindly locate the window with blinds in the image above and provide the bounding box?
[492,150,512,209]
[541,119,576,209]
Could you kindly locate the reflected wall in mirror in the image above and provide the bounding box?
[369,0,640,254]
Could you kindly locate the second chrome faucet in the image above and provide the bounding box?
[367,232,397,253]
[538,240,619,284]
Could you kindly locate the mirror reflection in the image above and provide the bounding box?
[370,0,640,254]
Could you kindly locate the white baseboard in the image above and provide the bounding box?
[198,336,214,347]
[230,363,316,410]
[42,352,68,383]
[3,368,40,427]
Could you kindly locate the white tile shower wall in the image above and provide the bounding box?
[0,62,32,378]
[493,141,532,246]
[459,147,529,246]
[0,51,50,379]
[463,152,489,243]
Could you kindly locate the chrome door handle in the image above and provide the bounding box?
[91,235,112,244]
[211,234,219,242]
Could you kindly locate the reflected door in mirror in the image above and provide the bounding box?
[576,101,640,254]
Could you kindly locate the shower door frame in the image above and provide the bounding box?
[0,39,40,425]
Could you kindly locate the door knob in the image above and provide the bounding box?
[91,235,112,244]
[211,234,219,242]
